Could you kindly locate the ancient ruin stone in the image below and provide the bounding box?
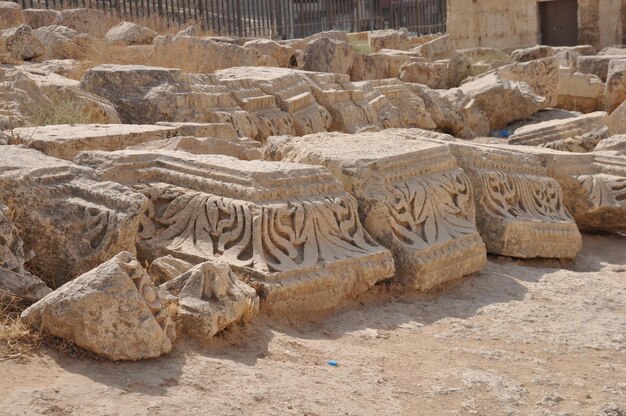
[414,34,453,61]
[369,29,409,52]
[21,251,175,361]
[158,260,259,340]
[23,9,60,28]
[497,57,560,105]
[1,24,45,61]
[105,21,158,45]
[215,67,332,136]
[244,38,295,68]
[556,71,604,113]
[265,132,486,290]
[447,47,511,87]
[604,60,626,113]
[132,135,263,161]
[291,30,348,51]
[0,205,51,303]
[577,55,626,82]
[11,124,177,160]
[80,65,259,138]
[58,8,106,36]
[360,78,436,130]
[0,146,147,286]
[151,35,269,73]
[399,60,449,89]
[454,72,547,131]
[594,135,626,156]
[74,150,395,312]
[302,37,353,75]
[351,80,403,129]
[509,111,609,150]
[0,1,22,29]
[608,100,626,135]
[32,25,89,60]
[148,255,193,286]
[350,51,423,81]
[303,72,380,133]
[511,45,553,62]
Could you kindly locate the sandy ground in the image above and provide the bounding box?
[1,233,625,416]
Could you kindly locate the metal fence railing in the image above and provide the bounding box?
[12,0,447,39]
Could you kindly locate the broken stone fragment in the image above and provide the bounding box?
[148,255,193,286]
[21,251,175,361]
[593,135,626,156]
[608,100,626,135]
[497,57,560,106]
[23,9,60,29]
[104,21,158,46]
[510,45,553,63]
[604,60,626,113]
[0,1,23,29]
[1,24,45,61]
[158,260,259,341]
[302,37,354,75]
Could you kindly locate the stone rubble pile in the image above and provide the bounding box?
[0,7,624,361]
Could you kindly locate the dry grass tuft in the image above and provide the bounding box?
[0,293,41,360]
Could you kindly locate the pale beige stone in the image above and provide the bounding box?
[447,47,511,87]
[129,135,263,161]
[399,60,449,89]
[291,30,348,51]
[556,70,604,113]
[604,59,626,113]
[368,29,409,52]
[350,80,403,129]
[155,122,237,140]
[58,8,106,36]
[265,132,486,290]
[23,9,60,29]
[158,260,259,340]
[11,123,177,160]
[577,55,626,82]
[74,149,395,313]
[302,37,353,75]
[214,67,332,136]
[511,45,553,63]
[593,134,626,156]
[1,24,45,61]
[244,38,295,67]
[105,21,157,45]
[599,47,626,56]
[608,100,626,135]
[414,34,453,61]
[32,25,89,60]
[0,1,22,29]
[350,50,424,81]
[21,251,175,361]
[148,255,193,285]
[0,146,147,286]
[509,111,609,149]
[497,57,560,105]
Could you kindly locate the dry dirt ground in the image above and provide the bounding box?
[1,233,625,416]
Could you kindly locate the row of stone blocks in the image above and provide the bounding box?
[3,125,626,314]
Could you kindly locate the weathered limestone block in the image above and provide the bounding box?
[556,70,604,113]
[32,25,90,60]
[0,65,53,128]
[414,34,453,61]
[148,255,193,285]
[386,131,582,258]
[130,135,263,161]
[265,132,486,290]
[509,111,609,150]
[454,72,547,131]
[21,252,175,361]
[497,57,560,105]
[0,146,147,286]
[244,38,295,68]
[217,77,296,141]
[155,122,237,140]
[0,1,22,29]
[399,60,449,89]
[361,78,436,130]
[350,80,403,129]
[291,30,348,51]
[303,72,380,133]
[158,260,259,340]
[58,8,106,36]
[74,150,395,312]
[350,50,423,81]
[0,205,52,303]
[593,135,626,156]
[511,45,553,63]
[369,29,409,52]
[215,67,332,136]
[80,65,259,138]
[11,124,178,160]
[576,55,626,82]
[105,21,157,45]
[604,60,626,113]
[608,100,626,135]
[599,47,626,56]
[23,9,60,28]
[302,38,353,75]
[151,35,269,73]
[447,47,511,87]
[553,45,595,69]
[1,24,45,61]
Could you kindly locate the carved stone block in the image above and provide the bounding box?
[0,146,147,286]
[74,150,394,312]
[265,132,486,290]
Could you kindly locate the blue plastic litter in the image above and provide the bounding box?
[327,360,338,367]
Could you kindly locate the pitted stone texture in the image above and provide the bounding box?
[369,29,409,52]
[608,100,626,135]
[0,205,51,303]
[0,146,147,286]
[303,72,380,134]
[390,132,582,259]
[265,131,486,291]
[454,72,547,131]
[350,51,424,81]
[604,60,626,113]
[105,21,158,45]
[399,60,449,89]
[302,38,353,75]
[511,45,553,63]
[497,57,560,105]
[74,150,394,313]
[32,25,90,60]
[509,111,609,150]
[215,67,332,136]
[447,47,511,87]
[158,260,259,341]
[21,252,175,361]
[80,65,259,138]
[148,255,193,286]
[23,9,60,28]
[593,135,626,156]
[414,34,453,61]
[351,80,403,129]
[1,24,45,61]
[0,1,23,29]
[556,70,604,113]
[11,124,177,160]
[244,39,295,67]
[576,55,626,82]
